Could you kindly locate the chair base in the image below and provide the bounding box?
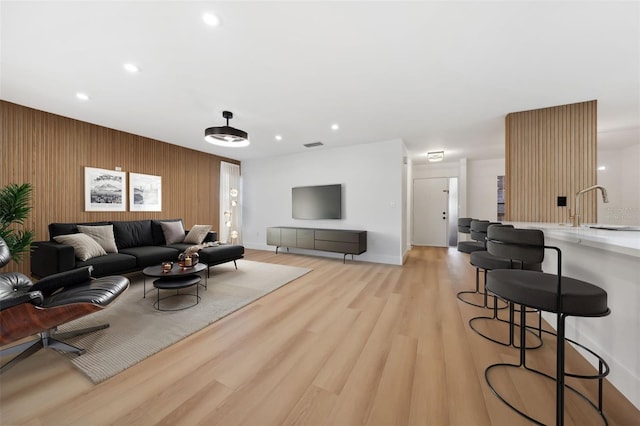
[457,290,509,309]
[457,268,508,309]
[0,324,109,374]
[485,309,609,426]
[469,298,543,349]
[485,362,608,426]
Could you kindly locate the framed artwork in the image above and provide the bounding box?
[84,167,126,212]
[129,172,162,212]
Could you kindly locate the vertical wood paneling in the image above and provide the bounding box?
[505,100,597,223]
[1,101,240,275]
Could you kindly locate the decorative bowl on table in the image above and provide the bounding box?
[178,252,199,268]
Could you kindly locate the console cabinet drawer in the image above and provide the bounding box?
[314,240,360,254]
[315,230,359,243]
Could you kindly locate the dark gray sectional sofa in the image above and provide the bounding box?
[30,219,244,278]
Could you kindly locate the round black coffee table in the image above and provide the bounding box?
[142,263,207,305]
[151,274,201,311]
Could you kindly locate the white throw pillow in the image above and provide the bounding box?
[184,224,211,244]
[54,233,107,261]
[77,224,118,253]
[160,221,186,245]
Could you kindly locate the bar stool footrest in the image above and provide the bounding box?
[469,315,544,349]
[485,362,609,426]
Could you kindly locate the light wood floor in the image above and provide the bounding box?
[1,247,638,425]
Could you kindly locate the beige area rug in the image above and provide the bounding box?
[56,260,311,384]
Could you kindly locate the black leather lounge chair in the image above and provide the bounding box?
[0,237,129,373]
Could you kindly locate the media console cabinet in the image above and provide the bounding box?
[266,227,367,262]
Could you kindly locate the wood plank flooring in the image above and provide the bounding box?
[1,247,638,425]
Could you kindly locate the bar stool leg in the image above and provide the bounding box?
[557,313,566,426]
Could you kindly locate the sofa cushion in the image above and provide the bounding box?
[53,233,107,261]
[112,220,153,250]
[49,221,111,240]
[77,224,118,253]
[197,244,245,265]
[151,219,183,245]
[76,253,138,278]
[159,221,185,245]
[119,246,180,268]
[184,224,211,244]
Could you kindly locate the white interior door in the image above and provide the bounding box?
[413,178,449,246]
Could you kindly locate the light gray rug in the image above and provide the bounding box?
[56,260,311,384]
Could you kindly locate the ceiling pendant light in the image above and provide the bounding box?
[204,111,250,147]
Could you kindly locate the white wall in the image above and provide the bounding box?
[597,143,640,225]
[467,158,505,221]
[241,139,406,265]
[402,149,411,258]
[412,161,460,179]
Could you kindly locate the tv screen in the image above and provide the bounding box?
[292,184,342,219]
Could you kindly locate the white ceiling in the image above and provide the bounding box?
[2,1,639,164]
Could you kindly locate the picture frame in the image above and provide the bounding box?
[84,167,126,212]
[129,172,162,212]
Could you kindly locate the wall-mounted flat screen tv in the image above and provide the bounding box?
[292,184,342,219]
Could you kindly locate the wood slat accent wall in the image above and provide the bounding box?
[1,101,240,275]
[505,100,597,223]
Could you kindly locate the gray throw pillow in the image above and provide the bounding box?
[77,224,118,253]
[184,224,211,244]
[53,233,107,261]
[160,221,185,245]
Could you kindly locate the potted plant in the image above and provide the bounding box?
[0,183,35,264]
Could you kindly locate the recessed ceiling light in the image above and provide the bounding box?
[76,92,89,101]
[203,12,220,27]
[275,135,283,141]
[123,63,139,73]
[331,123,339,131]
[597,166,606,171]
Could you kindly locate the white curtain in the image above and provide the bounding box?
[219,162,242,244]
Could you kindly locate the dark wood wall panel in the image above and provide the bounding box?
[505,100,597,223]
[1,101,239,275]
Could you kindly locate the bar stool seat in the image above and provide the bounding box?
[488,269,608,316]
[457,218,486,254]
[471,250,513,271]
[457,240,485,253]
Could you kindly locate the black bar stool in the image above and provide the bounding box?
[484,226,610,426]
[457,220,504,308]
[467,225,544,349]
[457,218,485,254]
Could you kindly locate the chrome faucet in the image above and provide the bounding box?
[569,185,609,227]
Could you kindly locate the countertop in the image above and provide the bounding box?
[506,222,640,258]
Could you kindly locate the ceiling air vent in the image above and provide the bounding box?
[304,141,324,148]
